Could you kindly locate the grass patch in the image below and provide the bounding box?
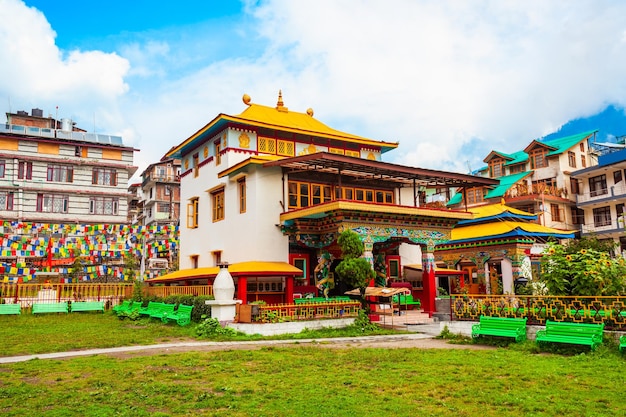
[1,346,625,416]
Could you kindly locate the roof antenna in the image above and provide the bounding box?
[466,160,472,174]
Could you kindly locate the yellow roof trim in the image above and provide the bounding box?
[452,221,575,241]
[217,155,283,178]
[146,261,303,283]
[468,203,534,218]
[167,105,399,158]
[280,201,472,222]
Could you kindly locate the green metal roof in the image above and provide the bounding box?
[503,150,528,166]
[540,130,597,156]
[447,192,463,206]
[484,171,532,198]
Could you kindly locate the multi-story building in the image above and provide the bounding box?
[139,158,181,227]
[1,108,137,224]
[571,144,626,253]
[447,130,598,232]
[150,92,496,314]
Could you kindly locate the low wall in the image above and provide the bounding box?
[228,318,356,336]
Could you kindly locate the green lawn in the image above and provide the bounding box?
[0,313,625,416]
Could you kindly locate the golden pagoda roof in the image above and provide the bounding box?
[451,220,575,242]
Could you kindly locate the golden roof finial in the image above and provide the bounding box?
[242,93,251,106]
[276,90,288,112]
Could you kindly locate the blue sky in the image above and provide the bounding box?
[3,0,626,180]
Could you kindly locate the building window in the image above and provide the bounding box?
[589,174,607,197]
[190,255,199,269]
[568,151,576,168]
[18,161,32,180]
[47,165,73,183]
[466,187,485,204]
[580,142,585,152]
[581,154,587,168]
[529,148,548,169]
[164,186,171,196]
[158,203,170,213]
[238,177,246,213]
[187,197,199,228]
[508,164,524,174]
[615,170,623,185]
[0,192,14,210]
[193,153,199,178]
[89,197,119,215]
[214,140,222,166]
[311,184,332,205]
[258,137,276,154]
[277,140,295,156]
[288,181,310,208]
[550,203,563,222]
[592,206,611,227]
[571,207,584,225]
[570,177,580,195]
[92,168,117,186]
[0,160,5,178]
[36,193,68,213]
[488,159,503,178]
[212,188,225,222]
[212,250,222,266]
[345,150,360,158]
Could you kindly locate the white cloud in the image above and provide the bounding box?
[0,0,129,127]
[4,0,626,180]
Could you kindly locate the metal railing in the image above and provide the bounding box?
[451,294,626,330]
[256,300,361,322]
[0,283,133,308]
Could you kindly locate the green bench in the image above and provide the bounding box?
[0,303,21,315]
[472,315,527,342]
[392,294,421,309]
[149,303,177,320]
[32,302,69,314]
[162,304,194,326]
[619,335,626,353]
[70,301,105,313]
[536,320,604,350]
[138,301,162,316]
[112,300,132,314]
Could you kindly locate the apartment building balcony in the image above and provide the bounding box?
[504,183,570,200]
[576,183,626,206]
[580,217,626,236]
[142,173,180,187]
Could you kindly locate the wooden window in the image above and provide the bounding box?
[187,197,199,228]
[212,251,222,266]
[258,137,276,154]
[466,187,484,204]
[329,147,344,155]
[615,170,623,185]
[580,142,585,152]
[190,255,199,269]
[571,207,584,225]
[509,164,524,174]
[0,192,14,210]
[570,177,580,195]
[568,151,576,168]
[193,153,199,177]
[384,191,393,204]
[36,193,69,213]
[311,184,332,205]
[489,159,503,177]
[550,203,563,222]
[89,197,119,215]
[212,188,225,222]
[581,154,587,168]
[91,168,116,186]
[345,150,360,158]
[355,189,365,201]
[277,140,295,156]
[288,181,310,209]
[48,165,73,183]
[0,160,4,178]
[214,141,222,166]
[365,190,374,202]
[529,148,548,169]
[18,161,32,180]
[238,177,246,213]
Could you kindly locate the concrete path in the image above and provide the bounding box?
[0,331,449,364]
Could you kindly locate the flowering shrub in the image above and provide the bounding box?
[540,241,626,296]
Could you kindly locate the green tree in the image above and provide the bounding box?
[539,241,626,296]
[334,230,375,308]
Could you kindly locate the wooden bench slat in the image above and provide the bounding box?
[472,315,527,342]
[536,320,604,350]
[32,302,69,314]
[0,304,21,315]
[70,301,105,313]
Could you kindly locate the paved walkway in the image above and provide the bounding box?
[0,328,449,364]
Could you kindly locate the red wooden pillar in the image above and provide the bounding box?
[285,275,294,304]
[237,275,248,304]
[421,248,437,317]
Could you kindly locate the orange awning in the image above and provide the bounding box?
[146,261,303,283]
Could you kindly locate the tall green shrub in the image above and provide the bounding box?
[334,230,375,307]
